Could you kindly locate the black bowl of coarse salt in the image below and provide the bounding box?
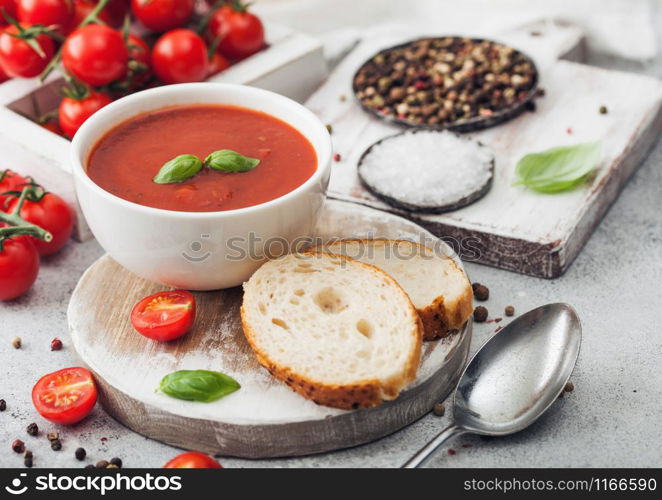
[358,129,495,213]
[353,36,540,132]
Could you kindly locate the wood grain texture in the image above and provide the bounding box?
[68,200,472,458]
[307,23,662,278]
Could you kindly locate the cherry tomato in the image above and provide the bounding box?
[152,29,208,84]
[125,32,150,87]
[0,24,55,78]
[32,367,97,425]
[130,289,196,341]
[131,0,193,33]
[207,51,229,77]
[104,0,130,26]
[72,0,114,28]
[40,118,63,136]
[164,452,222,469]
[0,236,39,301]
[0,170,29,207]
[17,0,73,35]
[62,24,128,86]
[58,90,112,138]
[6,191,73,256]
[208,4,264,61]
[0,0,17,26]
[0,62,8,82]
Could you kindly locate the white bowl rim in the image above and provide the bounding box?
[70,82,333,219]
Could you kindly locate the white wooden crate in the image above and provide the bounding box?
[0,23,326,241]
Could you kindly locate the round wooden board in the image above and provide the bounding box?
[68,200,472,458]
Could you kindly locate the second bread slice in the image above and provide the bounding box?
[241,252,422,410]
[323,239,473,340]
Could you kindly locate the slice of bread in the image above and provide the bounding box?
[241,251,423,410]
[322,239,473,340]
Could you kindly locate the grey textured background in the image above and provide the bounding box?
[1,12,661,469]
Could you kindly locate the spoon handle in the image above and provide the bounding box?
[402,424,466,468]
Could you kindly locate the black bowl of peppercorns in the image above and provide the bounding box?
[352,36,540,132]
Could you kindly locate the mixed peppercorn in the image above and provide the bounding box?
[354,37,538,129]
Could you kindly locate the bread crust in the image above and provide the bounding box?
[321,238,474,341]
[241,251,422,410]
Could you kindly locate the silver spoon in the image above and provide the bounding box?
[403,303,581,468]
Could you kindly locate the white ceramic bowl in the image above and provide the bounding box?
[71,83,332,290]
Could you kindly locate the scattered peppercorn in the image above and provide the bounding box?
[471,282,481,292]
[75,447,87,461]
[530,31,542,37]
[85,464,95,469]
[564,382,575,393]
[599,105,608,114]
[474,284,489,301]
[0,399,6,411]
[461,443,473,448]
[50,439,62,451]
[110,457,122,468]
[325,124,333,134]
[50,338,63,351]
[566,127,573,135]
[47,432,59,442]
[432,402,446,417]
[24,450,33,459]
[96,460,109,469]
[505,305,515,316]
[473,306,488,323]
[106,464,119,469]
[12,440,25,453]
[24,456,33,468]
[447,448,456,455]
[26,423,38,436]
[339,95,347,102]
[333,153,341,162]
[536,88,546,97]
[11,336,21,349]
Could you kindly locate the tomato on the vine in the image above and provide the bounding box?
[32,367,98,424]
[131,0,194,33]
[0,24,55,78]
[0,236,39,301]
[152,29,208,84]
[58,90,112,138]
[130,289,196,341]
[6,191,73,256]
[164,452,222,469]
[72,0,114,27]
[0,170,29,208]
[208,51,229,77]
[207,3,265,61]
[17,0,74,35]
[40,118,63,136]
[0,0,17,26]
[125,32,151,88]
[62,24,128,86]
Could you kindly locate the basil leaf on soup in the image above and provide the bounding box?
[514,141,601,193]
[204,149,260,173]
[153,154,203,184]
[158,370,240,403]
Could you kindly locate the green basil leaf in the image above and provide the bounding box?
[158,370,240,403]
[204,149,260,173]
[514,141,601,193]
[153,154,203,184]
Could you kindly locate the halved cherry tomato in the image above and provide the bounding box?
[207,4,264,61]
[0,236,39,301]
[6,191,73,256]
[0,24,55,78]
[62,24,128,86]
[152,29,208,84]
[164,452,222,469]
[17,0,74,35]
[58,90,112,139]
[0,0,16,26]
[131,0,194,33]
[32,367,97,425]
[131,289,196,341]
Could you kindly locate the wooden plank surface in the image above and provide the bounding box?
[67,200,472,458]
[307,23,662,277]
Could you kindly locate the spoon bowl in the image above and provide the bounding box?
[403,303,581,467]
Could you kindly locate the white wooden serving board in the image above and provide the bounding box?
[0,22,326,242]
[307,22,662,278]
[68,200,472,458]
